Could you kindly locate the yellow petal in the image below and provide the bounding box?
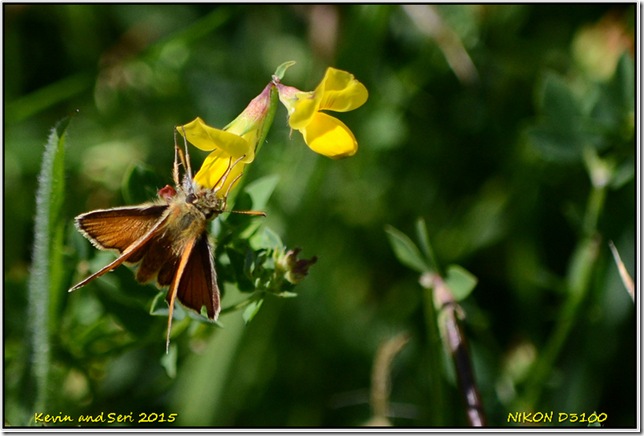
[178,117,251,158]
[300,112,358,158]
[317,68,368,112]
[287,91,317,130]
[194,149,246,193]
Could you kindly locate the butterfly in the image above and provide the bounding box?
[69,131,264,352]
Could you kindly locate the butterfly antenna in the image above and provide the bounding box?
[211,156,232,193]
[213,153,246,195]
[172,129,181,186]
[221,155,247,196]
[180,126,194,182]
[222,154,267,217]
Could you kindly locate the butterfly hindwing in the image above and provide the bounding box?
[166,232,220,320]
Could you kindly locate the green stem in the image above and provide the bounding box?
[583,182,607,237]
[421,274,447,426]
[220,292,261,314]
[523,182,606,409]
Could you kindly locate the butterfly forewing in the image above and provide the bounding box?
[76,205,168,252]
[69,208,172,292]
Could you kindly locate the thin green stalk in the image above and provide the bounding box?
[583,182,607,237]
[523,181,606,409]
[220,292,261,315]
[420,276,447,426]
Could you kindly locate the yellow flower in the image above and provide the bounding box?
[177,117,249,194]
[276,67,368,158]
[178,83,273,193]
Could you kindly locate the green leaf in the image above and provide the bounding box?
[244,174,280,211]
[590,53,634,133]
[274,60,297,80]
[122,163,167,204]
[28,115,73,413]
[415,217,439,274]
[538,73,580,123]
[610,158,635,189]
[47,116,74,331]
[613,53,634,114]
[242,298,264,324]
[528,73,596,162]
[226,248,256,292]
[385,225,430,273]
[95,285,152,337]
[150,292,170,317]
[251,226,284,250]
[444,265,478,301]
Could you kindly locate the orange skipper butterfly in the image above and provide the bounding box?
[69,131,264,352]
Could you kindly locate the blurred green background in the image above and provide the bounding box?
[5,4,636,428]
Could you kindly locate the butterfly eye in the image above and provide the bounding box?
[186,193,197,204]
